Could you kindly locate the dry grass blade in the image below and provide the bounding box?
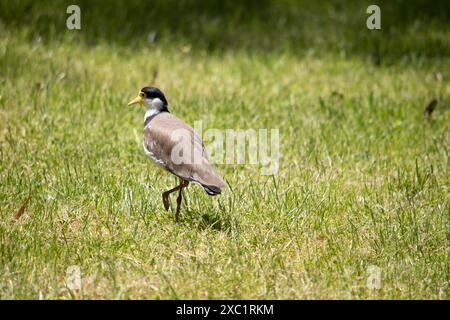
[424,98,438,122]
[150,67,158,85]
[14,195,31,221]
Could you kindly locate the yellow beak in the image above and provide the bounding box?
[128,95,143,106]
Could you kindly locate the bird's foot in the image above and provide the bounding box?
[162,196,170,211]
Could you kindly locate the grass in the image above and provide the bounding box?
[0,0,449,299]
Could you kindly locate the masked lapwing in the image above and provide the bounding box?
[128,87,226,221]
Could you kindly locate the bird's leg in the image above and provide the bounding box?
[175,188,182,222]
[175,180,189,222]
[162,184,182,211]
[162,180,189,212]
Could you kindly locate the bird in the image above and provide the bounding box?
[128,87,226,221]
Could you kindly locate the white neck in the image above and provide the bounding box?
[143,98,167,124]
[144,108,161,121]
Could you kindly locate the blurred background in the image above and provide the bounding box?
[1,0,449,61]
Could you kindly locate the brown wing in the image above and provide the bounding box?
[143,113,226,192]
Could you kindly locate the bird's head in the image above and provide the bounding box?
[128,87,169,112]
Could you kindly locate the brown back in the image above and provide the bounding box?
[143,112,226,189]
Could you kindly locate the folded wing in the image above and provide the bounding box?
[143,112,226,195]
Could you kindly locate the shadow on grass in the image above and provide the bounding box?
[181,206,234,233]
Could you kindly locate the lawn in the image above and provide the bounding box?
[0,0,449,299]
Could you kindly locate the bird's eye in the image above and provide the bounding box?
[139,92,145,98]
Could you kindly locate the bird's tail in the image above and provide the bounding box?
[202,184,222,196]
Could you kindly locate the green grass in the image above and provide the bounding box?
[0,0,449,299]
